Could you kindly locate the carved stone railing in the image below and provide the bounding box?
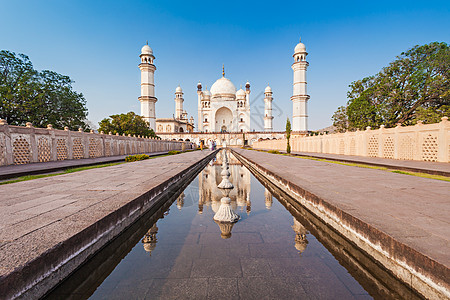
[0,121,192,166]
[252,117,450,163]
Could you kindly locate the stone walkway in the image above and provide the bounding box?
[233,148,450,298]
[0,150,216,299]
[256,149,450,176]
[0,151,170,180]
[293,151,450,176]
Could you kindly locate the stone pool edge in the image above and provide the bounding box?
[3,150,218,300]
[231,148,449,300]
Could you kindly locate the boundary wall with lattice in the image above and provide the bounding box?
[252,117,450,163]
[0,123,192,166]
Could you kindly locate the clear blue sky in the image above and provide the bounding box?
[1,0,449,131]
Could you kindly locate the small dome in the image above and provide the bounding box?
[210,77,236,95]
[236,88,246,97]
[175,86,182,93]
[265,85,272,93]
[203,89,211,97]
[141,44,153,55]
[294,39,306,53]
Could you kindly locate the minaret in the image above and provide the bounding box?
[175,86,183,119]
[197,81,203,131]
[139,42,157,130]
[291,38,309,133]
[265,188,273,209]
[264,84,273,131]
[245,80,251,131]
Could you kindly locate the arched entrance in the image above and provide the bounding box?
[215,107,233,132]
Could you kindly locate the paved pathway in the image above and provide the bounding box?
[0,150,215,299]
[233,148,450,297]
[0,151,171,180]
[256,149,450,176]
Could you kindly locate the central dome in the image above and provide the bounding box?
[210,77,236,96]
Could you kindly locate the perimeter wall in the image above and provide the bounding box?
[252,117,450,163]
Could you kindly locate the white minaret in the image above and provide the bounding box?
[291,38,309,133]
[139,42,157,130]
[175,86,184,119]
[197,81,203,131]
[245,81,251,131]
[264,84,273,131]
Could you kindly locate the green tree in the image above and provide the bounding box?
[334,42,449,130]
[413,105,450,124]
[0,50,89,130]
[98,112,157,137]
[331,105,349,132]
[286,117,291,154]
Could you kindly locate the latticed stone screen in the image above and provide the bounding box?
[89,138,96,158]
[13,137,31,165]
[0,124,185,166]
[96,139,103,157]
[383,136,395,159]
[252,118,449,162]
[350,139,356,155]
[73,138,84,159]
[422,134,438,162]
[37,137,51,162]
[57,138,68,160]
[367,136,379,157]
[105,141,111,156]
[0,135,6,166]
[399,135,414,160]
[113,141,119,156]
[339,140,345,155]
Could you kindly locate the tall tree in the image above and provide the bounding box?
[331,105,349,132]
[335,42,449,130]
[98,112,157,138]
[286,117,291,154]
[0,50,89,130]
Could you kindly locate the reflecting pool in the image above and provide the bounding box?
[45,150,421,299]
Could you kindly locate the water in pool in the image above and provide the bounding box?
[45,150,421,299]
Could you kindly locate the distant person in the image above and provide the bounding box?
[200,140,204,151]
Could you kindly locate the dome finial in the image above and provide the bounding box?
[222,64,225,77]
[146,40,148,45]
[299,37,301,43]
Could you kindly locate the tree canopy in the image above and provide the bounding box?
[98,112,157,138]
[332,42,450,132]
[0,50,89,130]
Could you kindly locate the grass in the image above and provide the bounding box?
[250,148,450,182]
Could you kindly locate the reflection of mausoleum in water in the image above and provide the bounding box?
[198,152,251,215]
